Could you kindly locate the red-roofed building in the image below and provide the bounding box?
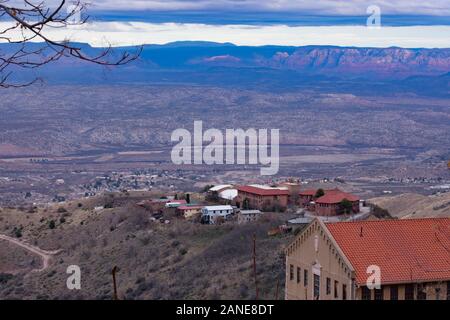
[298,189,319,207]
[315,189,360,216]
[285,218,450,300]
[298,188,360,216]
[235,185,290,212]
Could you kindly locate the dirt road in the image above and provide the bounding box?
[0,234,60,272]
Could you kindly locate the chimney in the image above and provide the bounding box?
[360,227,363,237]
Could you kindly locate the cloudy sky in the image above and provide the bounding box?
[88,0,450,16]
[6,1,450,47]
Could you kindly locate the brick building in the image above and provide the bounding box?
[235,185,290,212]
[298,188,360,216]
[286,218,450,300]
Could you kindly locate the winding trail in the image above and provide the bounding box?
[0,234,61,272]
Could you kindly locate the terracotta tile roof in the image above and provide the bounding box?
[316,190,360,204]
[299,189,317,196]
[326,218,450,285]
[237,185,290,196]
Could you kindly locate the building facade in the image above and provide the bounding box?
[286,218,450,300]
[298,188,360,216]
[201,205,234,224]
[176,205,203,219]
[238,210,262,224]
[235,185,289,212]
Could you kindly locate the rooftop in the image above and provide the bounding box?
[316,189,360,204]
[177,205,203,210]
[209,184,233,192]
[240,210,262,215]
[219,189,238,200]
[325,218,450,285]
[167,200,187,204]
[237,184,290,196]
[299,189,318,196]
[203,205,234,211]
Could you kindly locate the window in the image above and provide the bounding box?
[297,267,301,284]
[405,284,415,300]
[362,286,371,300]
[390,285,398,300]
[342,284,347,300]
[326,278,331,295]
[314,274,320,300]
[334,280,339,299]
[374,287,383,300]
[417,284,426,300]
[289,265,294,281]
[304,270,308,287]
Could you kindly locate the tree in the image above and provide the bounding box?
[243,198,250,210]
[315,189,325,199]
[48,220,56,229]
[339,199,353,215]
[202,185,214,193]
[0,1,141,87]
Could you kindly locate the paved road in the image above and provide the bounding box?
[0,234,60,272]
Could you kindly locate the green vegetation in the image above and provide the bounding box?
[339,198,353,215]
[315,189,325,198]
[13,226,23,238]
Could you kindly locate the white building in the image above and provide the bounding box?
[208,185,233,193]
[201,205,234,224]
[219,189,238,201]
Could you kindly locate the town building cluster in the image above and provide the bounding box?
[137,181,450,300]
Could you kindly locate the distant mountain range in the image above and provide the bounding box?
[2,42,449,95]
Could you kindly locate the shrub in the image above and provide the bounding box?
[57,207,67,213]
[0,273,13,284]
[13,227,23,238]
[48,220,56,229]
[104,202,114,209]
[315,189,325,198]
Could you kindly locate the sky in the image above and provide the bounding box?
[86,1,450,16]
[4,1,450,47]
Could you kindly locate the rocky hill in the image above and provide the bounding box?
[369,192,450,218]
[0,192,293,300]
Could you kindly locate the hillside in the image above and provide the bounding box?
[0,192,293,300]
[369,192,450,218]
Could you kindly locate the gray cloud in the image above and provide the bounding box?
[86,0,450,15]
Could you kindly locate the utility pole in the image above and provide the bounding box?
[275,278,280,300]
[112,266,120,300]
[253,233,259,300]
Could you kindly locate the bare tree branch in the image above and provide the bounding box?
[0,0,142,87]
